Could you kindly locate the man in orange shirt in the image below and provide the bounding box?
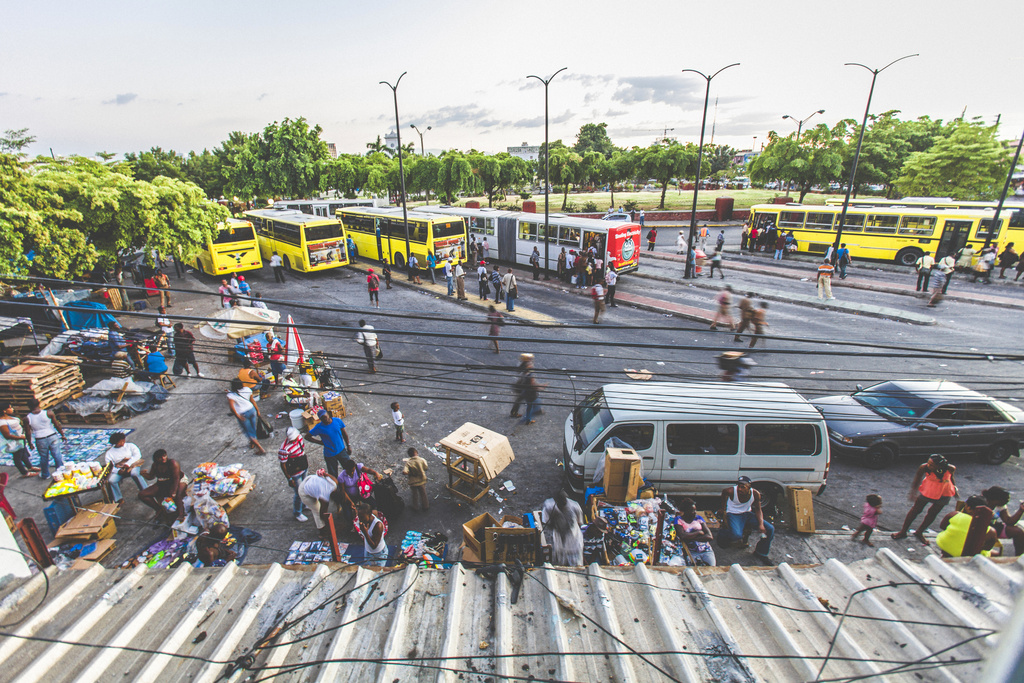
[816,258,836,300]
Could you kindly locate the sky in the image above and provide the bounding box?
[2,0,1022,160]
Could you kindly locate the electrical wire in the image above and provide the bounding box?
[0,548,50,628]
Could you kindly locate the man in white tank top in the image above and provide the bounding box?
[25,398,66,479]
[718,476,774,560]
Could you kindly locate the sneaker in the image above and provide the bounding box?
[196,372,205,377]
[296,513,309,522]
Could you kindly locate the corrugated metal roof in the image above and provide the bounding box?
[0,550,1020,683]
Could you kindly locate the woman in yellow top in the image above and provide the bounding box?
[936,495,996,557]
[237,362,270,399]
[891,454,957,545]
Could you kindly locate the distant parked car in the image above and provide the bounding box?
[601,213,631,222]
[812,380,1024,469]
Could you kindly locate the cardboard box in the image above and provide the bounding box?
[55,502,119,542]
[324,396,346,418]
[484,526,540,564]
[302,410,318,430]
[787,487,815,533]
[603,448,641,503]
[462,512,498,558]
[460,543,482,565]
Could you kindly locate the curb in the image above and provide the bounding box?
[633,272,936,325]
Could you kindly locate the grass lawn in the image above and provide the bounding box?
[409,189,847,212]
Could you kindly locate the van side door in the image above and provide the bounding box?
[589,423,656,483]
[662,423,742,495]
[740,422,826,487]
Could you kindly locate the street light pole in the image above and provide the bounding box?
[781,109,824,195]
[832,55,917,259]
[983,126,1024,250]
[380,72,412,269]
[681,63,739,279]
[527,67,567,280]
[410,124,431,156]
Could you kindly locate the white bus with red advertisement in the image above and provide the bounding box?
[417,206,641,274]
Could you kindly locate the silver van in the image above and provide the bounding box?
[564,382,830,508]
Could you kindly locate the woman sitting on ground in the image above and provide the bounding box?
[935,495,997,558]
[982,486,1024,556]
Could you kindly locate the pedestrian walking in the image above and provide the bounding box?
[408,253,422,284]
[381,259,393,289]
[265,331,285,385]
[154,269,171,307]
[817,258,836,300]
[937,253,955,294]
[836,243,852,279]
[477,261,490,300]
[487,305,504,353]
[237,276,251,302]
[270,252,286,283]
[491,264,504,302]
[646,227,658,251]
[403,447,429,512]
[914,251,934,291]
[306,410,352,479]
[955,244,976,272]
[851,494,883,547]
[733,292,755,343]
[591,282,605,324]
[748,226,759,253]
[717,476,774,560]
[927,263,948,307]
[279,427,309,522]
[25,398,66,478]
[575,255,587,289]
[698,224,709,252]
[171,322,202,377]
[971,247,996,284]
[740,224,750,251]
[426,252,437,284]
[227,378,265,453]
[541,490,584,566]
[1,402,38,478]
[218,279,233,308]
[638,209,645,227]
[892,454,957,546]
[502,268,517,311]
[773,232,786,260]
[530,246,541,279]
[482,237,490,260]
[747,302,769,349]
[455,261,468,300]
[510,353,533,419]
[709,250,724,279]
[391,401,405,443]
[676,231,687,254]
[709,285,735,331]
[998,242,1018,278]
[557,248,567,281]
[347,236,357,261]
[355,319,379,373]
[604,265,618,307]
[566,249,576,283]
[366,268,381,309]
[444,258,454,295]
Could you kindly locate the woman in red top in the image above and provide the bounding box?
[892,454,957,545]
[279,427,309,522]
[366,268,381,309]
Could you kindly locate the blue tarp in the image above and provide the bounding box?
[63,300,120,330]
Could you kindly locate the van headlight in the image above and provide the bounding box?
[828,429,854,445]
[568,460,584,477]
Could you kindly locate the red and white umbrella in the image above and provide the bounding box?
[284,315,306,369]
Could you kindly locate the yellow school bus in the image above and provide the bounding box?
[335,207,467,268]
[244,209,349,273]
[749,203,1010,266]
[195,218,263,276]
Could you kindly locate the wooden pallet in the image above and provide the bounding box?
[0,356,85,412]
[55,410,125,425]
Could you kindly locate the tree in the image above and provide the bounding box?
[182,149,225,199]
[895,120,1009,200]
[845,112,947,197]
[235,118,328,199]
[1,128,36,155]
[123,147,185,182]
[705,144,737,178]
[636,141,704,209]
[749,123,846,202]
[407,154,442,204]
[216,131,256,200]
[573,122,616,159]
[469,152,502,206]
[319,155,358,199]
[436,151,473,204]
[548,147,583,210]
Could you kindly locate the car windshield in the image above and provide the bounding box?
[853,383,936,421]
[574,389,614,452]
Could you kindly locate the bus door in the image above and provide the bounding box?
[497,216,518,261]
[374,218,387,261]
[937,220,972,257]
[582,229,603,259]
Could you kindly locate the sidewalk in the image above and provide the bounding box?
[644,249,1024,311]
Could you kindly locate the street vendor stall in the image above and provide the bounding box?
[42,462,115,506]
[441,423,515,504]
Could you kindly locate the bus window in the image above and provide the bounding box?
[433,221,466,239]
[274,223,302,246]
[213,225,255,244]
[558,226,580,245]
[839,214,865,232]
[304,222,343,242]
[865,214,899,234]
[805,212,835,231]
[977,218,1003,239]
[484,218,496,236]
[537,223,548,241]
[779,212,805,229]
[1009,209,1024,229]
[753,213,775,230]
[519,222,538,241]
[898,216,937,236]
[405,221,427,243]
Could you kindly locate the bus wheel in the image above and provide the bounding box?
[195,258,203,275]
[283,256,292,272]
[394,252,405,269]
[895,248,923,267]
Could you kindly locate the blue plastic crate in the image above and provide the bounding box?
[43,499,76,535]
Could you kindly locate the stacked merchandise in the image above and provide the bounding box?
[130,538,195,569]
[43,462,110,499]
[284,540,347,565]
[397,531,448,566]
[191,462,252,498]
[659,509,721,566]
[0,356,84,413]
[592,498,669,566]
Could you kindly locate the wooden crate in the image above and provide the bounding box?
[0,356,85,413]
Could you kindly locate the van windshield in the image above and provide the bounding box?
[575,389,613,452]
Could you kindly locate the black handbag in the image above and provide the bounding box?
[256,415,274,439]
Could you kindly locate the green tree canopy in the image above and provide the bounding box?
[636,141,704,209]
[845,112,948,197]
[547,147,583,210]
[234,118,328,199]
[573,123,616,159]
[895,120,1009,200]
[123,147,186,182]
[1,128,37,154]
[436,151,473,204]
[749,123,847,202]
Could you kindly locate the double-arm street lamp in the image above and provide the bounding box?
[380,72,412,268]
[410,124,431,156]
[527,67,567,280]
[681,63,739,279]
[782,109,825,139]
[832,55,917,258]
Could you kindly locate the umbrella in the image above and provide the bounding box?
[284,314,306,370]
[199,306,280,340]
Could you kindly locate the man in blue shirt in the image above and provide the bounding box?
[144,346,169,378]
[305,409,350,478]
[835,243,852,279]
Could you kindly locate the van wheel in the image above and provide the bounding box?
[896,248,923,267]
[981,441,1017,466]
[753,483,781,517]
[864,444,897,469]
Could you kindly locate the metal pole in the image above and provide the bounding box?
[983,127,1024,250]
[528,67,567,280]
[381,73,411,268]
[832,55,917,259]
[681,63,739,279]
[781,110,824,196]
